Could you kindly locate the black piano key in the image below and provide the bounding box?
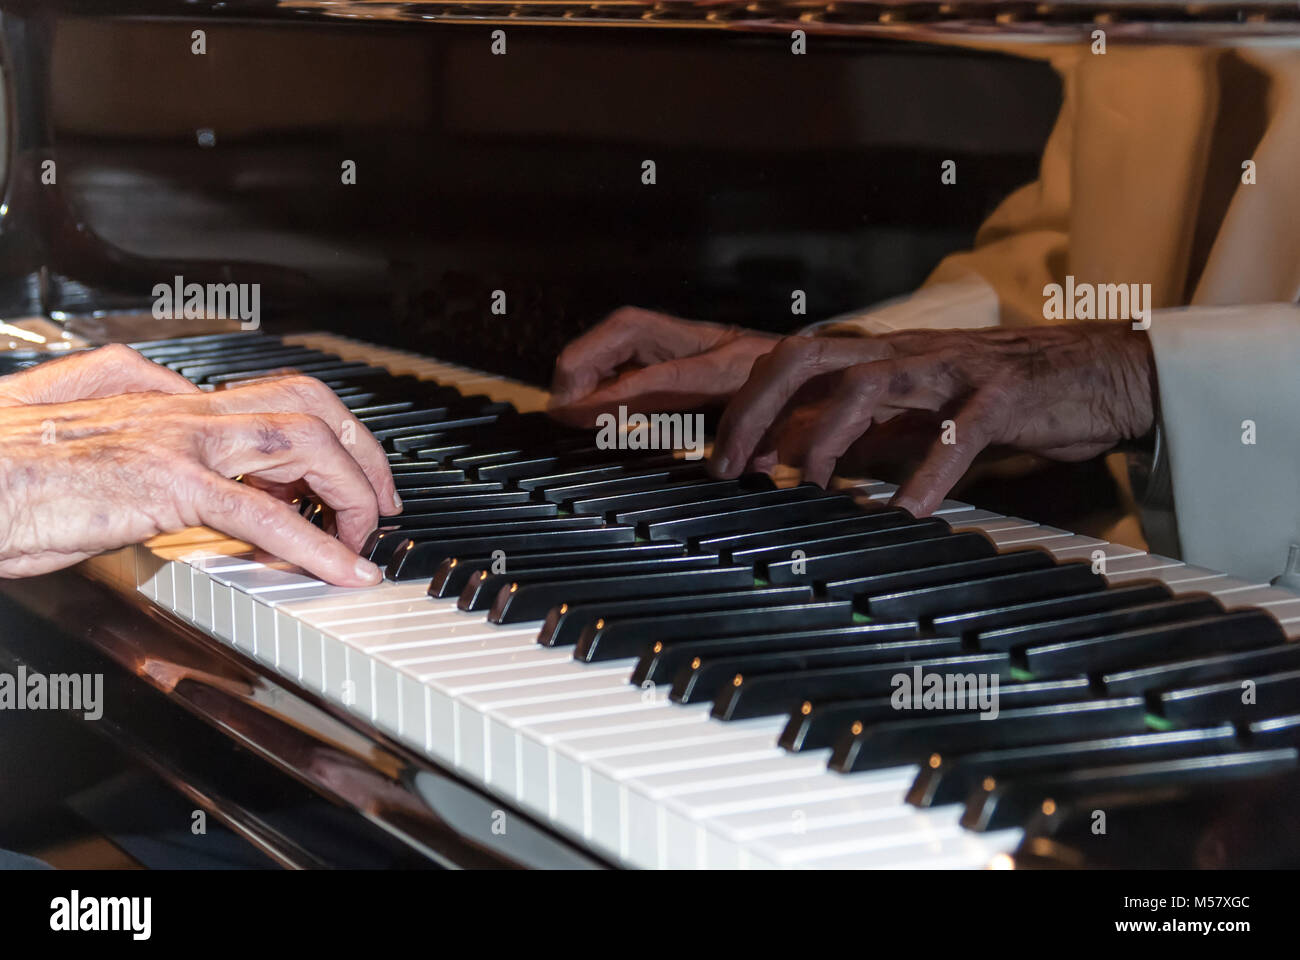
[1246,713,1300,748]
[632,622,927,687]
[205,360,378,384]
[974,594,1220,653]
[644,495,860,543]
[477,453,598,482]
[574,600,855,663]
[537,585,816,648]
[932,580,1173,638]
[383,416,505,449]
[392,470,468,487]
[518,465,632,492]
[367,514,608,564]
[391,491,532,513]
[702,509,923,560]
[817,545,1046,596]
[425,542,690,595]
[864,563,1105,622]
[1102,644,1300,697]
[742,517,951,570]
[908,725,1239,808]
[389,459,469,474]
[459,554,722,611]
[830,698,1149,774]
[409,444,474,463]
[377,503,560,529]
[567,477,766,516]
[177,349,336,379]
[614,485,825,526]
[962,748,1299,833]
[1021,610,1283,678]
[710,652,1013,721]
[671,637,962,705]
[541,463,710,504]
[381,523,636,575]
[392,483,507,499]
[452,449,527,470]
[1158,667,1300,725]
[488,566,757,624]
[815,535,1000,600]
[780,677,1094,753]
[131,331,275,353]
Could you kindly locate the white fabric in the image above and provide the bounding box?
[1146,303,1300,584]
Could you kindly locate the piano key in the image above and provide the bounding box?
[711,652,1014,722]
[426,542,691,597]
[538,464,710,503]
[908,725,1240,808]
[365,515,610,564]
[865,563,1106,621]
[631,622,930,687]
[780,676,1095,752]
[1158,668,1300,725]
[488,566,759,624]
[670,638,964,705]
[614,484,827,526]
[565,477,764,516]
[574,600,856,662]
[539,586,817,649]
[642,495,861,542]
[702,510,925,560]
[963,749,1299,833]
[932,580,1173,638]
[975,594,1221,652]
[820,546,1048,598]
[1101,643,1300,697]
[830,698,1149,773]
[742,517,951,572]
[459,554,722,612]
[1020,609,1284,677]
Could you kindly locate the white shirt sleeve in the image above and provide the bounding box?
[1146,303,1300,584]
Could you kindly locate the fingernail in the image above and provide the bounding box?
[354,558,382,583]
[713,455,731,476]
[391,491,403,513]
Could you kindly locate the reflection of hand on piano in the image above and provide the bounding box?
[0,356,396,585]
[547,306,778,426]
[711,323,1157,516]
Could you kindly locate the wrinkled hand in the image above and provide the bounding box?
[548,307,778,426]
[710,323,1156,516]
[0,343,200,406]
[0,360,400,584]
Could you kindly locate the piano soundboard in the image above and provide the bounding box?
[81,331,1300,870]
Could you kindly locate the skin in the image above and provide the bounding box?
[0,345,401,585]
[551,309,1157,517]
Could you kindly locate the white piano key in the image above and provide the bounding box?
[1049,541,1144,563]
[792,828,1023,870]
[986,526,1081,548]
[950,516,1038,534]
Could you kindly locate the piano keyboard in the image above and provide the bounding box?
[83,331,1300,869]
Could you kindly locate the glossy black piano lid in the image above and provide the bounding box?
[0,4,1056,382]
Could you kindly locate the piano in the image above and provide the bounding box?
[2,1,1300,870]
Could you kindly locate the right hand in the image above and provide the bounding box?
[0,373,399,585]
[548,307,778,427]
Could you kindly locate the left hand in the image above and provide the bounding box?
[709,323,1157,516]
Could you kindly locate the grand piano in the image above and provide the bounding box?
[2,0,1299,870]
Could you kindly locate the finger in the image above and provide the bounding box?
[799,356,961,487]
[0,343,199,406]
[550,307,727,405]
[549,351,742,427]
[196,412,379,552]
[201,375,401,515]
[711,336,892,479]
[194,477,382,586]
[891,389,1002,517]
